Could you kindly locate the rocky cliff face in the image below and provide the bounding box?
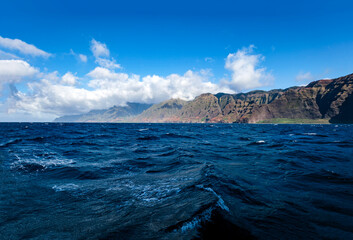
[134,99,187,123]
[245,74,353,123]
[134,73,353,123]
[173,90,284,123]
[55,73,353,123]
[318,74,353,122]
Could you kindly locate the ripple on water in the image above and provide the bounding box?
[1,123,353,240]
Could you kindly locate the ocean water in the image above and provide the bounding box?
[0,123,353,240]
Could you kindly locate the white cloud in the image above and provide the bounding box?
[9,67,232,116]
[0,60,38,84]
[4,43,274,120]
[90,39,110,59]
[70,49,88,63]
[0,36,51,58]
[95,58,121,69]
[223,45,273,92]
[141,70,228,102]
[0,60,38,92]
[90,39,121,69]
[87,67,128,81]
[79,54,87,63]
[0,49,20,60]
[61,72,77,85]
[296,71,313,82]
[0,102,57,122]
[39,71,60,82]
[205,57,214,62]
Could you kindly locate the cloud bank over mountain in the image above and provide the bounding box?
[0,37,274,120]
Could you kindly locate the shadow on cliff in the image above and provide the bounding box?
[329,93,353,123]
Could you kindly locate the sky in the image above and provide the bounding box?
[1,0,353,121]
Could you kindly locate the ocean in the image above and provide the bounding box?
[0,123,352,239]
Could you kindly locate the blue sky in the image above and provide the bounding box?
[1,0,353,121]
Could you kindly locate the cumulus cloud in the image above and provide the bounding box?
[87,67,128,81]
[0,60,38,92]
[0,60,38,84]
[88,68,230,103]
[61,72,77,85]
[95,57,121,69]
[0,36,51,58]
[9,67,232,116]
[5,42,274,120]
[90,39,121,69]
[223,45,273,92]
[90,39,110,58]
[39,71,60,82]
[296,71,313,82]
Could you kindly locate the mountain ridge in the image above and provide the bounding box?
[54,73,353,123]
[54,102,152,122]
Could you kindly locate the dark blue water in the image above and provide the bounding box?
[1,123,353,240]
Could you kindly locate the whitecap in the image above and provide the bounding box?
[179,207,213,233]
[304,133,317,136]
[12,157,75,169]
[196,185,230,212]
[175,185,230,233]
[52,183,79,192]
[109,179,182,206]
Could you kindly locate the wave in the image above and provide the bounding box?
[157,149,177,157]
[238,137,251,141]
[52,183,79,192]
[145,160,183,174]
[137,136,160,141]
[302,169,353,184]
[28,136,46,142]
[11,156,75,173]
[161,133,194,139]
[2,123,353,239]
[195,210,256,240]
[12,161,47,172]
[247,140,266,145]
[166,203,255,240]
[176,206,214,233]
[0,139,22,147]
[70,141,101,146]
[197,185,230,212]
